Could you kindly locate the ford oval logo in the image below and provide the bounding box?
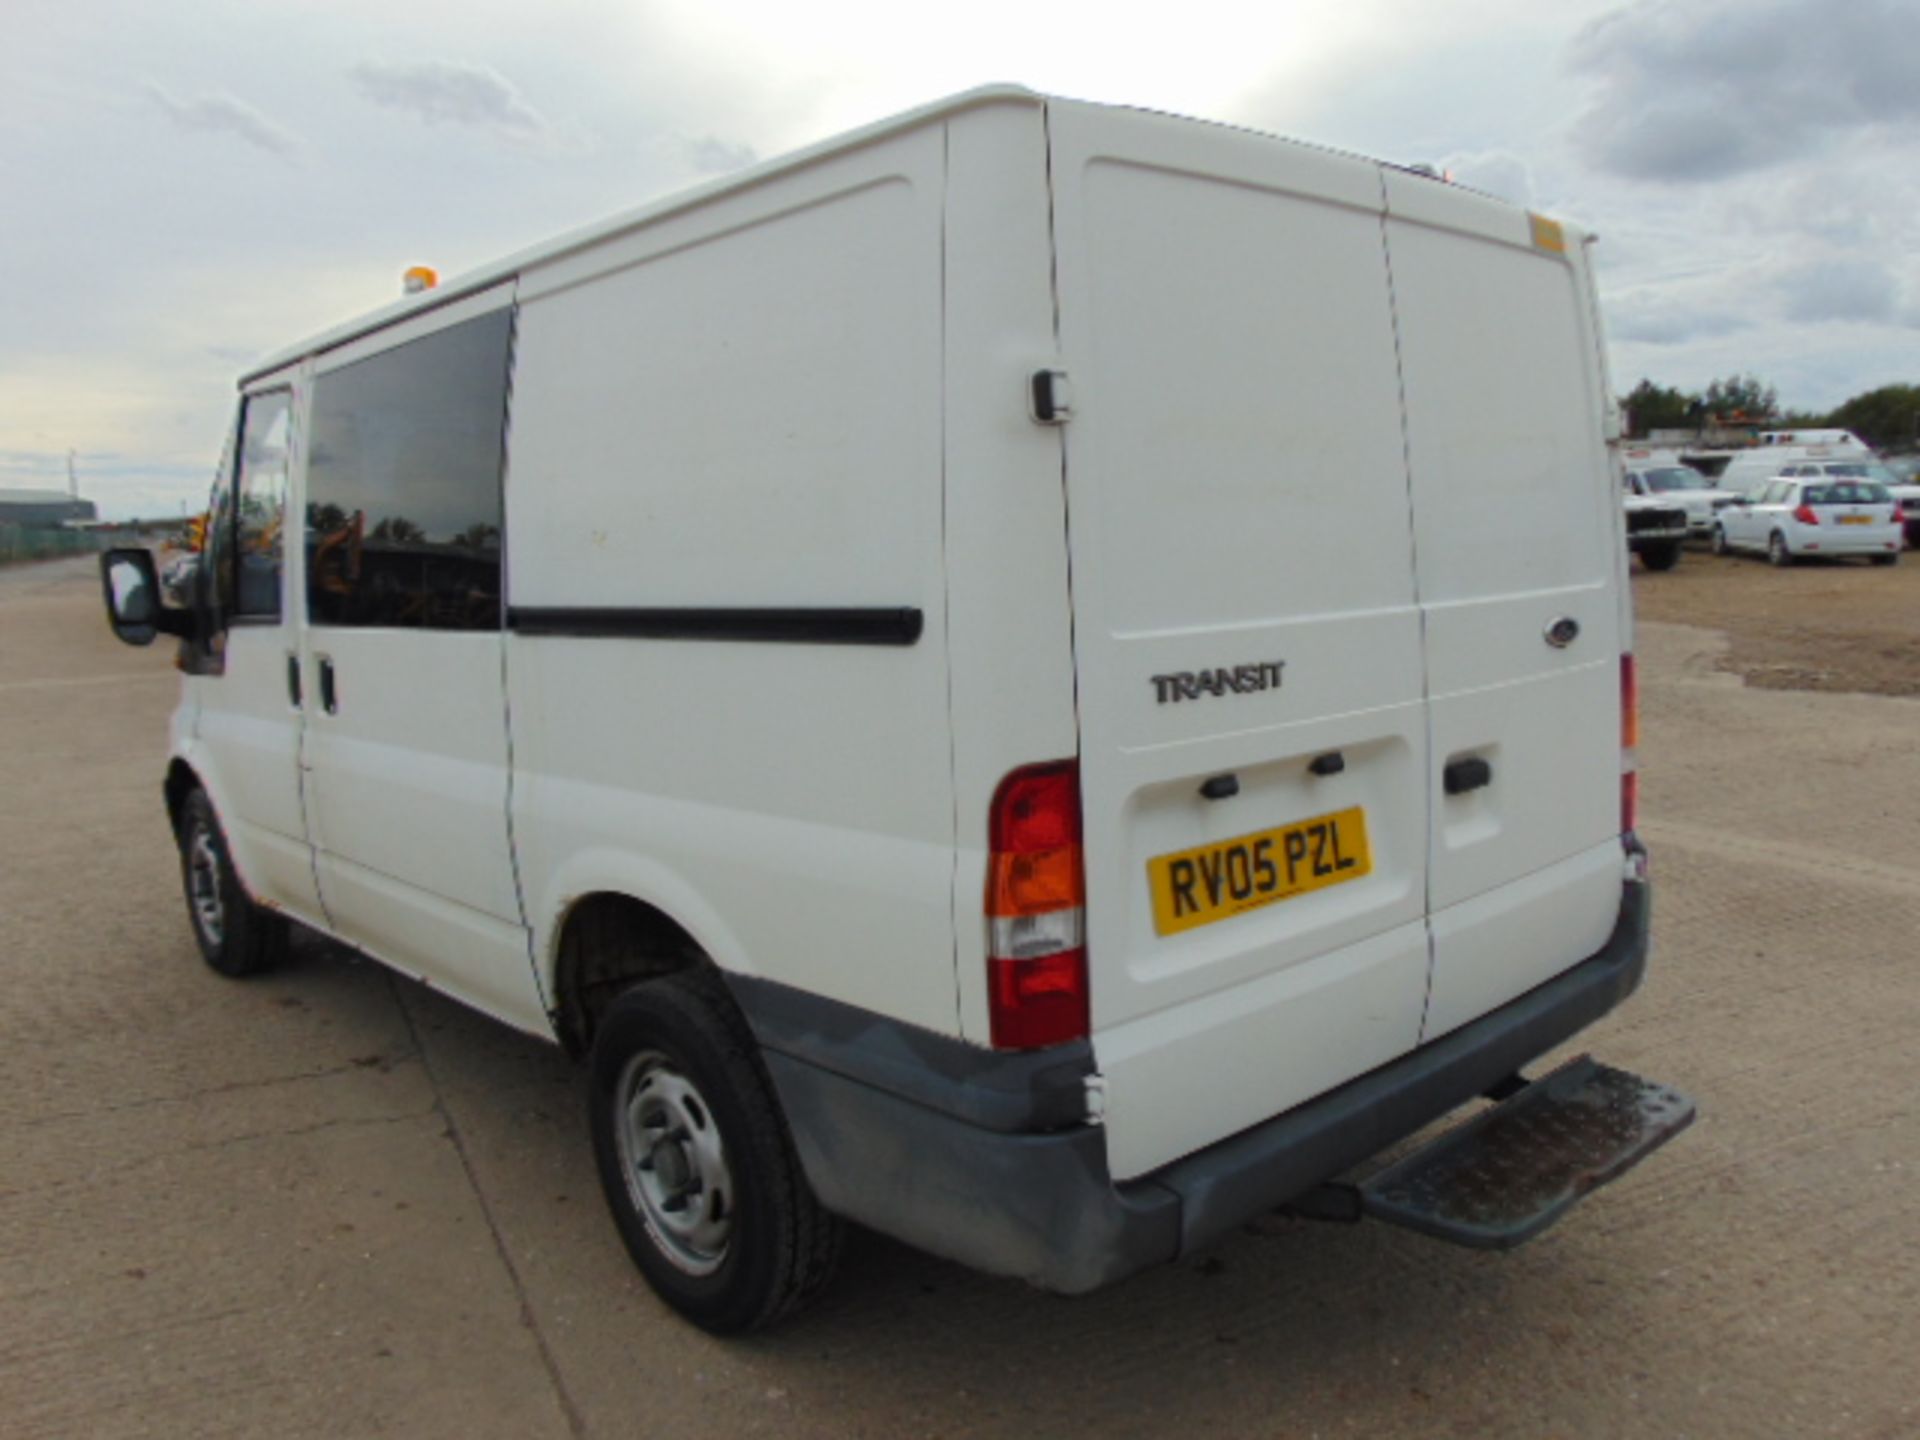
[1545,617,1581,649]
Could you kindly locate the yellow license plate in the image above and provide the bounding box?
[1148,805,1371,936]
[1839,514,1873,525]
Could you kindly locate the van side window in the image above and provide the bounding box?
[305,309,514,630]
[233,390,292,620]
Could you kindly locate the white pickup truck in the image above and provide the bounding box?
[1624,460,1734,541]
[1622,486,1689,571]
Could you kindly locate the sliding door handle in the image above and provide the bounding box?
[317,655,338,714]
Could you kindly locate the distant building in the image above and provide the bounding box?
[0,489,98,528]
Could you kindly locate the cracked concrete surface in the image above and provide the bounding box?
[2,556,1915,1439]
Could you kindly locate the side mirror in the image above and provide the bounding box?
[100,549,192,647]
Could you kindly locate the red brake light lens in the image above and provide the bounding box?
[988,765,1081,853]
[987,948,1088,1051]
[1620,654,1640,752]
[1620,654,1640,839]
[1793,503,1819,525]
[985,762,1088,1050]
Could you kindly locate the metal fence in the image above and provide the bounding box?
[0,527,104,565]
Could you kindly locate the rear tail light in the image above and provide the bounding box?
[985,762,1089,1050]
[1620,654,1639,838]
[1620,653,1640,751]
[1792,503,1819,525]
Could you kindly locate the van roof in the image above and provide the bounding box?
[241,85,1044,386]
[241,86,1547,388]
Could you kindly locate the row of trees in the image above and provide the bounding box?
[1622,376,1920,452]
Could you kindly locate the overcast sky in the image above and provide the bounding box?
[4,0,1917,518]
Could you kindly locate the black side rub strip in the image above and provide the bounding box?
[507,606,924,646]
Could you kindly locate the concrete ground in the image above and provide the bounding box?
[2,555,1915,1439]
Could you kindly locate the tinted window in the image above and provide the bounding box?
[233,390,291,620]
[1803,482,1890,505]
[306,309,513,629]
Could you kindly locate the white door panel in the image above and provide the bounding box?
[1047,102,1428,1178]
[195,387,326,925]
[1097,920,1431,1182]
[1424,839,1622,1041]
[1427,654,1619,912]
[1383,179,1623,1043]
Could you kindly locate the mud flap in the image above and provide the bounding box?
[1358,1056,1695,1249]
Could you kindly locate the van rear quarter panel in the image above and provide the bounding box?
[939,101,1082,1045]
[503,127,961,1034]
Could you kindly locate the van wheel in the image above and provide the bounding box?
[589,971,841,1333]
[1640,542,1681,572]
[1710,524,1731,556]
[178,789,287,977]
[1870,552,1898,567]
[1768,532,1794,568]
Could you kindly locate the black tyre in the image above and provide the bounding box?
[177,789,287,977]
[589,971,841,1333]
[1768,531,1794,568]
[1640,541,1682,572]
[1870,552,1898,567]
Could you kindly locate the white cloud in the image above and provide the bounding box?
[145,83,298,156]
[350,59,544,136]
[1568,0,1920,182]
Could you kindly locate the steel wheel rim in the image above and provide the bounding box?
[188,826,225,947]
[614,1050,734,1276]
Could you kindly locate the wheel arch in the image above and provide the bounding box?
[164,757,203,838]
[547,886,748,1059]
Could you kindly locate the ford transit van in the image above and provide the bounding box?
[101,87,1692,1333]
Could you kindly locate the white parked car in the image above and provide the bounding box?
[95,87,1692,1333]
[1712,477,1903,566]
[1780,460,1920,548]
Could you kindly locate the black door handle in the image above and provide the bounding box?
[286,654,302,708]
[1444,757,1492,795]
[318,656,337,714]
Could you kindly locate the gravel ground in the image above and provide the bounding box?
[2,554,1916,1439]
[1633,543,1920,697]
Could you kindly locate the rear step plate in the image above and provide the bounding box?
[1359,1056,1695,1250]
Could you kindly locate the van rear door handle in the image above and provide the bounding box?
[1444,757,1492,795]
[286,653,302,708]
[318,655,338,714]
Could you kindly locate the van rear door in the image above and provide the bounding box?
[1380,176,1625,1044]
[1045,104,1431,1181]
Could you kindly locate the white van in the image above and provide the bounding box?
[101,87,1691,1334]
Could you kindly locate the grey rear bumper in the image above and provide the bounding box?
[730,877,1651,1294]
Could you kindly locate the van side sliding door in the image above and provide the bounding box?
[297,284,547,1035]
